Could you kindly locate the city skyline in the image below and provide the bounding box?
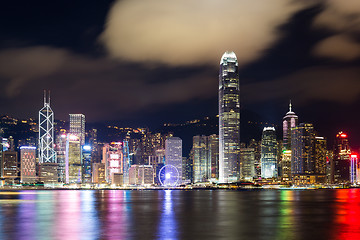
[0,0,359,149]
[1,2,360,239]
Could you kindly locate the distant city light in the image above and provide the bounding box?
[20,146,36,150]
[83,145,91,151]
[69,134,79,141]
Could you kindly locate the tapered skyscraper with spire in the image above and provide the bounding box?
[39,90,56,163]
[282,101,298,150]
[218,51,240,183]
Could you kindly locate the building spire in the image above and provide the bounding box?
[43,90,46,105]
[48,90,51,105]
[289,100,292,112]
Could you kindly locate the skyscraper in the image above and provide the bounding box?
[260,127,278,179]
[165,137,182,184]
[3,151,19,184]
[219,51,240,183]
[209,134,219,181]
[69,114,85,145]
[283,101,298,150]
[332,132,351,184]
[55,131,67,183]
[281,150,292,181]
[65,134,82,184]
[192,135,210,183]
[102,142,123,184]
[122,140,131,185]
[20,146,36,183]
[82,145,92,183]
[350,154,358,185]
[39,91,55,163]
[314,137,327,175]
[249,139,261,179]
[291,123,315,175]
[240,148,255,180]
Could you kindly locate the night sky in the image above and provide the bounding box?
[0,0,359,147]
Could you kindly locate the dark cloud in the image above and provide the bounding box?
[101,0,312,66]
[242,65,360,104]
[0,46,217,121]
[312,0,360,60]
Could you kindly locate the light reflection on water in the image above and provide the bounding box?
[0,189,359,239]
[158,190,177,240]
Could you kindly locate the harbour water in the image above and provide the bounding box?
[0,189,359,240]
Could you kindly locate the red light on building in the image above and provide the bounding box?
[351,154,358,158]
[337,131,348,138]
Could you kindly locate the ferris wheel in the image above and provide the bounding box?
[159,165,180,187]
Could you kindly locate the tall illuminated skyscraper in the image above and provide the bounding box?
[219,51,240,183]
[39,91,56,163]
[165,137,182,184]
[260,127,278,178]
[332,132,351,183]
[123,140,130,185]
[65,134,82,184]
[283,101,298,150]
[291,123,315,175]
[69,114,85,145]
[240,148,255,180]
[192,135,210,183]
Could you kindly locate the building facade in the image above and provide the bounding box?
[102,142,123,184]
[192,135,210,183]
[261,127,278,179]
[55,131,67,183]
[82,145,92,183]
[69,114,85,145]
[291,123,316,177]
[240,148,255,180]
[65,134,82,184]
[283,102,298,150]
[20,146,36,183]
[3,151,19,184]
[165,137,182,183]
[332,132,351,184]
